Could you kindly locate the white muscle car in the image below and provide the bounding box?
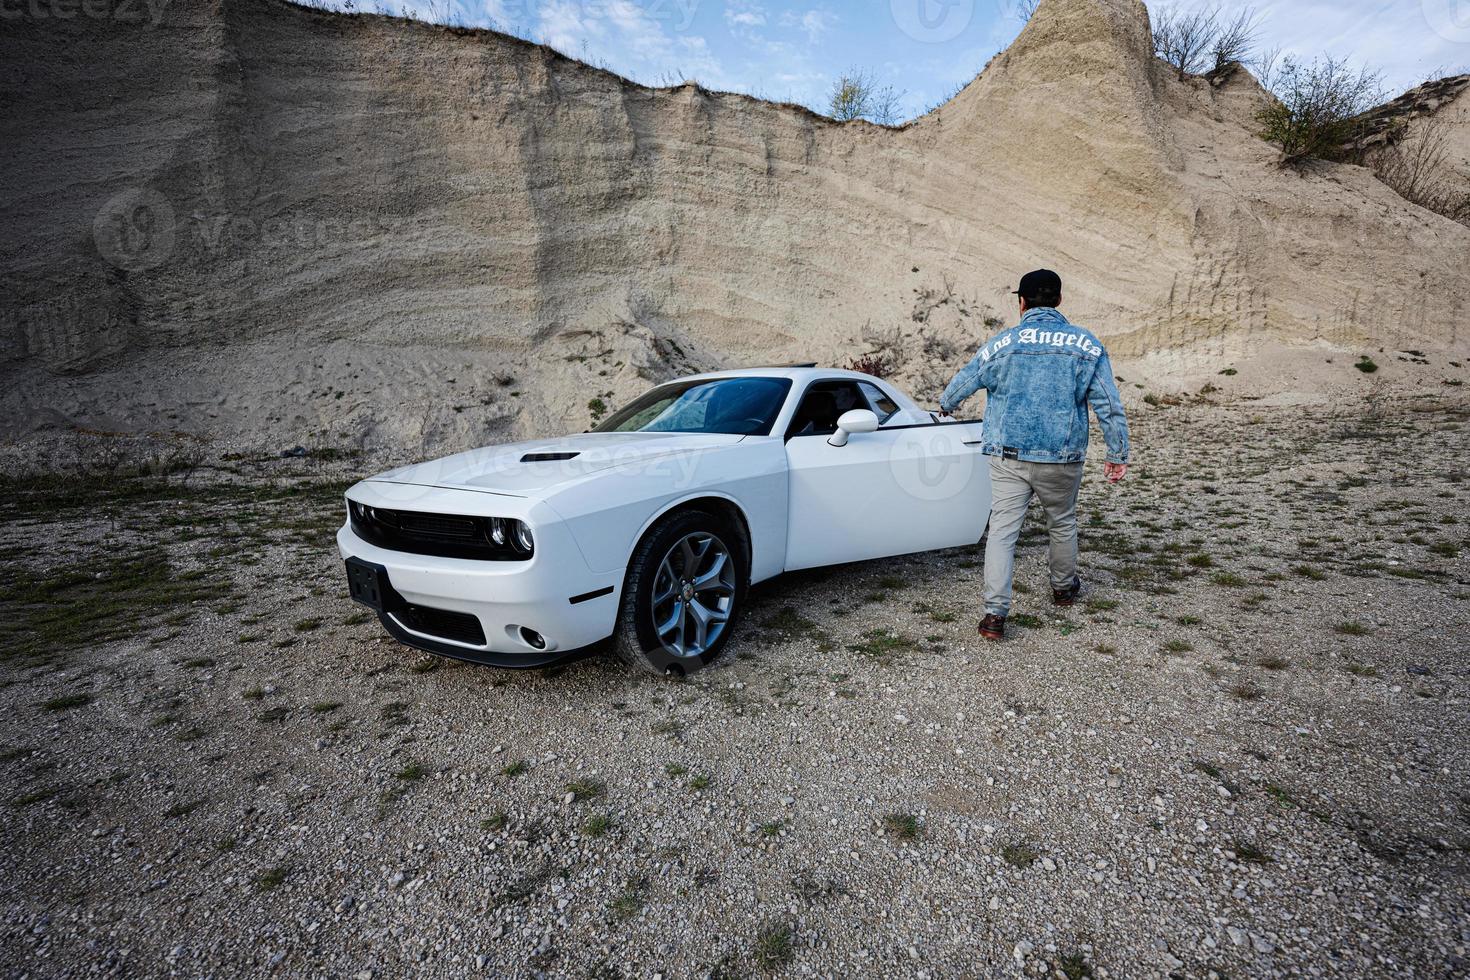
[339,368,991,675]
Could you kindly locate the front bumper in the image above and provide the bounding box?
[335,490,624,669]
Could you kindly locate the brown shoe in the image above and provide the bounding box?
[978,614,1007,641]
[1053,577,1082,607]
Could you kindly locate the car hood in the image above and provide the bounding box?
[362,431,747,498]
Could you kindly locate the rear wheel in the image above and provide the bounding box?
[613,510,746,676]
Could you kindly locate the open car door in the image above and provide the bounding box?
[782,380,991,571]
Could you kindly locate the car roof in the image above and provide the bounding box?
[678,367,888,385]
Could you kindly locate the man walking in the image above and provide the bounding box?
[939,270,1131,641]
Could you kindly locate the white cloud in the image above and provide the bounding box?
[780,7,838,44]
[529,0,725,86]
[725,1,767,29]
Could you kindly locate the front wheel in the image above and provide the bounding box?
[612,510,746,676]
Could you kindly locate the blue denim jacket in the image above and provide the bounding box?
[939,307,1131,464]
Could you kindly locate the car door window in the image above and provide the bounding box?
[858,382,900,424]
[785,381,867,439]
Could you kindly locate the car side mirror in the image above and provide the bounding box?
[828,409,880,447]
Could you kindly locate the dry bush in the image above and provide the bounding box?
[1369,113,1470,224]
[843,354,892,378]
[826,68,905,126]
[1153,4,1261,80]
[1257,57,1382,165]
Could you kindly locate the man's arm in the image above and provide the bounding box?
[1086,353,1131,468]
[938,347,995,416]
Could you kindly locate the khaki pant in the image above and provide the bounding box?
[984,457,1085,617]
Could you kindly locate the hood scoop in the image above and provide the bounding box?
[520,451,580,463]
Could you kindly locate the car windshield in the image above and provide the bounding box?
[595,377,793,436]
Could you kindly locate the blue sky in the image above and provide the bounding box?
[381,0,1470,120]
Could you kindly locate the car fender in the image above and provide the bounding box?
[541,440,788,583]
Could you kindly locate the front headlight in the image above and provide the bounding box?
[488,517,533,557]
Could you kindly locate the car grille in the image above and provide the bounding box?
[349,503,527,561]
[395,604,487,647]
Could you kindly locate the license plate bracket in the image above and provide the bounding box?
[346,557,392,612]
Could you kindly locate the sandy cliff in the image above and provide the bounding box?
[2,0,1467,450]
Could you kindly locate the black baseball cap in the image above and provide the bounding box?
[1013,269,1062,301]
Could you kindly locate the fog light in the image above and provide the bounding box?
[519,627,546,650]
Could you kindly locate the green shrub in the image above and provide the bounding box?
[1257,57,1381,164]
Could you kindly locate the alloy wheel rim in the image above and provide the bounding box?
[650,532,736,661]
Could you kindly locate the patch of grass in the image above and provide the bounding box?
[256,706,289,722]
[1257,655,1290,671]
[1009,614,1044,629]
[310,701,342,714]
[1084,598,1119,613]
[1186,553,1214,568]
[15,787,61,806]
[564,778,605,800]
[761,606,817,636]
[1292,565,1327,581]
[1334,621,1371,636]
[241,685,266,701]
[163,798,206,819]
[1001,843,1039,868]
[343,611,371,626]
[255,864,290,892]
[650,719,682,736]
[1344,661,1379,678]
[754,922,795,970]
[1176,615,1203,626]
[393,762,428,781]
[882,812,921,841]
[0,545,234,666]
[757,820,784,837]
[688,773,712,791]
[1163,639,1194,654]
[292,618,322,632]
[1059,952,1094,980]
[608,879,648,921]
[40,693,91,712]
[500,760,527,778]
[1354,356,1379,374]
[1229,682,1264,701]
[480,812,509,832]
[408,658,440,674]
[582,813,612,837]
[1232,839,1272,864]
[1210,572,1248,588]
[180,657,214,669]
[847,628,915,661]
[664,762,688,777]
[1264,783,1298,809]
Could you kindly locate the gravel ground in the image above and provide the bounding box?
[2,390,1468,978]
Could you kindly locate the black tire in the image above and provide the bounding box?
[612,509,747,676]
